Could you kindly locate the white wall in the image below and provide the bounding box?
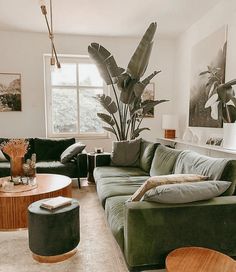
[0,30,175,151]
[173,0,236,143]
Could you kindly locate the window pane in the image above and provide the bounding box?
[51,63,76,86]
[79,88,104,133]
[79,64,103,87]
[52,88,78,133]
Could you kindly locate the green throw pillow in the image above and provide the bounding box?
[139,140,159,172]
[111,139,141,167]
[141,180,231,204]
[150,145,181,176]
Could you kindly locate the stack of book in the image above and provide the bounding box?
[40,196,72,210]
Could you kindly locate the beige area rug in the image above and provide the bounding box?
[0,183,165,272]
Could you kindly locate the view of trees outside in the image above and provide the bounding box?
[52,88,78,133]
[51,62,104,134]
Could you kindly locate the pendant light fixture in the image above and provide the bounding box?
[39,0,61,68]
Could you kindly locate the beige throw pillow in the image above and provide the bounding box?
[129,174,208,201]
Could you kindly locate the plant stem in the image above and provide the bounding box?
[110,82,124,140]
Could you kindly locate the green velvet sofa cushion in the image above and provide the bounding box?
[94,166,148,181]
[34,138,75,162]
[96,176,147,207]
[111,139,141,167]
[139,140,159,172]
[36,161,77,178]
[150,145,181,176]
[105,195,130,252]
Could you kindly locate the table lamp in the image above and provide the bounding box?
[162,114,178,139]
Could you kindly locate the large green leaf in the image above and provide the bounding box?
[222,105,236,123]
[103,126,115,133]
[231,97,236,107]
[131,127,150,139]
[96,94,117,114]
[127,22,157,79]
[97,113,115,126]
[217,86,235,103]
[88,43,124,85]
[133,70,161,98]
[141,99,169,115]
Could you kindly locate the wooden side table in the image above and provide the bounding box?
[166,247,236,272]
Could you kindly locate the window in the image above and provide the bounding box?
[44,55,107,138]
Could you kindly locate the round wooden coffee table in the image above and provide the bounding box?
[0,174,72,230]
[166,247,236,272]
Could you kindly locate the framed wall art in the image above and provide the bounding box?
[141,82,155,118]
[189,26,227,127]
[0,73,22,112]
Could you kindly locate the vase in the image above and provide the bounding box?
[10,156,24,178]
[223,123,236,150]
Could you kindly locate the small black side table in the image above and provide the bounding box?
[88,152,96,183]
[87,152,110,183]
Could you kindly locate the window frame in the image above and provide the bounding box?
[44,54,109,139]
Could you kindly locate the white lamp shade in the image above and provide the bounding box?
[162,114,178,130]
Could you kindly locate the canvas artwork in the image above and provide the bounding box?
[189,26,227,127]
[0,73,22,112]
[142,82,155,118]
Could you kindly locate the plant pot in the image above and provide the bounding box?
[223,123,236,150]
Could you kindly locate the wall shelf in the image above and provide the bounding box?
[156,137,236,156]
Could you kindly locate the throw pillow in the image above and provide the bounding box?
[60,142,86,163]
[141,180,231,204]
[129,174,208,201]
[139,140,159,172]
[150,145,181,176]
[111,139,141,167]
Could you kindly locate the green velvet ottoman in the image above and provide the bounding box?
[28,198,80,263]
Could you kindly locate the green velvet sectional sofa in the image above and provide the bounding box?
[0,138,88,183]
[93,141,236,271]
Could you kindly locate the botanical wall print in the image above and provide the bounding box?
[0,73,21,112]
[141,83,155,118]
[189,26,227,127]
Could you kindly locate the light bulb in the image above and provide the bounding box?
[39,0,46,7]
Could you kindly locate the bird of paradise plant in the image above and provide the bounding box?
[88,22,168,140]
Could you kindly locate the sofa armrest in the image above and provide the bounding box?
[124,196,236,270]
[76,152,88,178]
[95,153,111,167]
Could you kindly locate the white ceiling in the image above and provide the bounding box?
[0,0,222,37]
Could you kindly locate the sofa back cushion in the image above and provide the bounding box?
[34,138,75,161]
[111,139,141,167]
[174,150,236,195]
[150,145,181,176]
[139,140,159,172]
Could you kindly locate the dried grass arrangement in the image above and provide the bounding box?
[0,139,29,158]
